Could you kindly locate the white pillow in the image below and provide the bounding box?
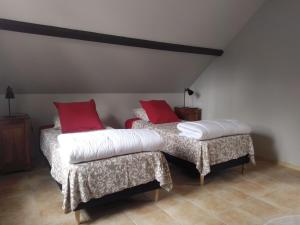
[53,115,61,129]
[133,108,149,121]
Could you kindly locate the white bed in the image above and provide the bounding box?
[40,127,173,213]
[132,120,255,179]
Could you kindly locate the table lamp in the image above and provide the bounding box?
[5,86,15,117]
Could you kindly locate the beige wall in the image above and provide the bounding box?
[0,93,182,162]
[190,0,300,166]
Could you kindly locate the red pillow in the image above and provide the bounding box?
[140,100,180,124]
[54,99,105,133]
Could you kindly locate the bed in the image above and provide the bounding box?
[131,119,255,184]
[40,127,172,224]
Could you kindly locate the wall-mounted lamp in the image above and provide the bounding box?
[184,88,194,108]
[5,86,15,117]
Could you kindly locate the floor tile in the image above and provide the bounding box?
[1,160,299,225]
[260,187,300,210]
[238,197,288,222]
[161,201,214,225]
[216,208,262,225]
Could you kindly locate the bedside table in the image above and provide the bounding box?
[0,114,32,173]
[174,107,201,121]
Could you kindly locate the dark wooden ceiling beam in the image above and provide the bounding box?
[0,18,224,56]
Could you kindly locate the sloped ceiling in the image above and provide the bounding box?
[0,0,266,93]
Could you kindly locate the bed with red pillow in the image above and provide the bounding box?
[40,99,172,224]
[128,100,255,185]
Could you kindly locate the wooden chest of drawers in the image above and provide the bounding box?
[174,107,201,121]
[0,115,32,173]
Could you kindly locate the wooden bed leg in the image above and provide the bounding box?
[200,175,205,186]
[241,164,246,175]
[75,210,80,225]
[154,189,160,202]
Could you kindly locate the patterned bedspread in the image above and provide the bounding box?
[40,128,172,213]
[132,120,255,176]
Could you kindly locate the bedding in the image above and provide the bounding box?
[125,118,141,129]
[54,99,104,133]
[53,115,61,129]
[133,108,149,121]
[58,129,163,164]
[40,128,172,213]
[140,100,180,124]
[177,119,251,140]
[132,120,255,176]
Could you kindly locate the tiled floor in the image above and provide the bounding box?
[0,160,299,225]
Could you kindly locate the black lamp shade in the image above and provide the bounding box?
[185,88,194,96]
[5,86,15,99]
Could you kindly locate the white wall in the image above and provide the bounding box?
[0,93,182,162]
[0,30,214,94]
[0,0,266,94]
[0,0,265,48]
[191,0,300,166]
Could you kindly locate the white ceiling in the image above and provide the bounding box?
[0,0,266,93]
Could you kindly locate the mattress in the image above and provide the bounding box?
[40,128,172,213]
[132,120,255,176]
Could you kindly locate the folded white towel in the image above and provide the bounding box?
[177,119,251,140]
[58,129,163,164]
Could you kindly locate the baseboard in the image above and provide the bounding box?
[277,161,300,172]
[255,156,300,172]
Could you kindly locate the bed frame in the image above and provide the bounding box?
[39,125,249,223]
[128,119,252,185]
[43,156,160,225]
[39,125,161,224]
[163,153,250,185]
[60,181,160,224]
[70,155,248,223]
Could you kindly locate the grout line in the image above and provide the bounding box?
[124,212,139,225]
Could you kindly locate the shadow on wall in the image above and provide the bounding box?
[194,91,200,99]
[105,114,122,128]
[251,133,278,162]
